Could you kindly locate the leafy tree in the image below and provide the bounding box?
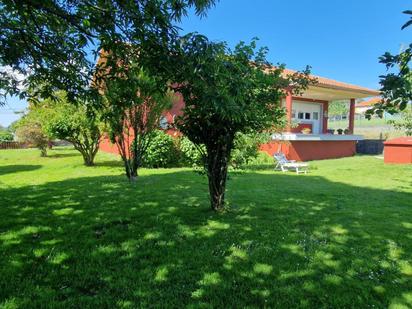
[388,106,412,136]
[329,100,349,117]
[0,0,216,104]
[173,35,312,211]
[14,109,49,156]
[0,127,13,141]
[42,93,103,166]
[102,50,173,181]
[367,10,412,117]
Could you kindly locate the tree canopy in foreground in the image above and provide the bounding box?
[0,0,216,103]
[367,10,412,118]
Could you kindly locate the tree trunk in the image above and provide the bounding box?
[124,159,138,182]
[206,134,234,211]
[207,159,229,211]
[82,153,95,166]
[81,146,98,166]
[40,146,47,157]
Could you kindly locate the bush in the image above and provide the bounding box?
[177,132,269,169]
[142,130,180,168]
[178,136,205,168]
[0,130,13,142]
[230,132,270,168]
[141,131,270,169]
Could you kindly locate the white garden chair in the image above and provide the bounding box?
[273,152,308,174]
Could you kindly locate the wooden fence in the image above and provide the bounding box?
[0,141,27,150]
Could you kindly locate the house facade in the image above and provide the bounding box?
[355,97,381,115]
[260,70,379,161]
[100,69,380,161]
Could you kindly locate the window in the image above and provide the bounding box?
[298,112,304,120]
[305,112,311,120]
[159,116,168,129]
[291,110,296,119]
[313,112,319,120]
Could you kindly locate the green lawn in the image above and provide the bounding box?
[1,148,412,308]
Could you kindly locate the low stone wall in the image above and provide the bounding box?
[356,139,384,155]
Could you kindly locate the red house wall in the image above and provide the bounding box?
[99,93,186,155]
[99,136,120,155]
[384,146,412,164]
[384,138,412,164]
[260,140,356,161]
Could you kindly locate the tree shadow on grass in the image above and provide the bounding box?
[0,164,42,176]
[94,160,124,168]
[0,170,411,308]
[47,153,79,159]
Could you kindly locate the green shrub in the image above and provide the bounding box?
[245,151,274,170]
[141,131,270,169]
[0,130,13,142]
[230,132,270,169]
[178,136,205,168]
[177,132,269,169]
[142,130,180,168]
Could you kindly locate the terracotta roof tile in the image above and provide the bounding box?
[281,68,380,96]
[356,97,382,107]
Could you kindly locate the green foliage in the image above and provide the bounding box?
[388,107,412,136]
[178,136,206,168]
[368,10,412,117]
[177,133,269,170]
[230,132,270,168]
[142,130,179,168]
[0,0,216,103]
[14,110,49,156]
[103,54,173,180]
[328,100,349,117]
[41,92,103,166]
[173,34,312,210]
[0,129,13,141]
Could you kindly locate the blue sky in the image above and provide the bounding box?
[0,0,410,127]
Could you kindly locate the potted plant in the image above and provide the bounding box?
[337,128,343,135]
[327,129,335,134]
[301,128,311,134]
[344,128,350,135]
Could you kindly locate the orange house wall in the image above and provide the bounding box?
[384,145,412,164]
[99,136,120,155]
[260,140,357,161]
[98,92,186,156]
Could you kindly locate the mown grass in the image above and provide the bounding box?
[0,147,411,308]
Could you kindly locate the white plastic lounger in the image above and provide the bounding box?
[273,152,308,174]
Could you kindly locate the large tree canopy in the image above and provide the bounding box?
[0,0,216,103]
[173,34,312,210]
